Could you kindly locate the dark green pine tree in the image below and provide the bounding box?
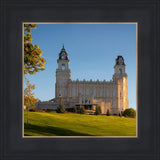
[95,106,101,115]
[106,109,110,116]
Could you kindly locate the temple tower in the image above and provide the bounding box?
[112,56,129,114]
[55,45,71,98]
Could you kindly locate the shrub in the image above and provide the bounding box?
[29,109,36,112]
[74,106,77,113]
[77,106,80,110]
[65,108,74,112]
[80,106,86,114]
[57,103,65,113]
[95,106,101,115]
[122,108,136,118]
[43,109,53,112]
[106,109,110,116]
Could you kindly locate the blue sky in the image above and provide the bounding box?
[25,23,137,109]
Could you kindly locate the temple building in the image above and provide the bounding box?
[36,46,129,114]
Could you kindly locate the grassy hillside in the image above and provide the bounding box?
[24,111,136,136]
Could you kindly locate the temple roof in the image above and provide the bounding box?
[58,45,69,60]
[115,55,125,65]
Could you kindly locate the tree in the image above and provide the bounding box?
[95,106,101,115]
[106,109,110,116]
[57,103,65,113]
[24,78,38,124]
[74,106,77,113]
[122,108,136,118]
[56,96,65,113]
[24,24,46,75]
[80,106,86,114]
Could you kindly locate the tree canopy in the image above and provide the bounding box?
[122,108,136,118]
[24,24,46,75]
[24,78,38,108]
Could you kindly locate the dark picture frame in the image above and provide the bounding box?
[0,0,160,160]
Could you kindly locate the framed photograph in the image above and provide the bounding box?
[23,22,137,137]
[1,0,160,160]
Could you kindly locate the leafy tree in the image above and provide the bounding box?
[24,78,38,124]
[122,108,136,118]
[24,24,46,75]
[95,106,101,115]
[80,106,86,114]
[106,109,110,116]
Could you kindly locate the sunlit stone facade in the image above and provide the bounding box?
[36,46,129,114]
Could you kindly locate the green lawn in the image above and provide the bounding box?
[24,111,136,136]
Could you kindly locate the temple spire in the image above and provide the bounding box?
[62,44,64,49]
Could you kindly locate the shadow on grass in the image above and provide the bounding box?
[24,123,93,136]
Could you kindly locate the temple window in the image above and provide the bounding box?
[120,90,122,97]
[79,88,82,95]
[59,80,62,86]
[72,88,75,97]
[119,68,122,74]
[65,80,68,85]
[65,89,67,97]
[93,89,96,97]
[100,88,103,97]
[86,89,89,95]
[112,100,115,107]
[112,89,115,97]
[106,88,109,97]
[62,64,65,70]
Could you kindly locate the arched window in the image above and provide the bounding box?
[119,68,122,74]
[62,64,65,70]
[93,88,96,97]
[120,101,122,108]
[86,89,89,95]
[112,89,115,97]
[106,88,109,97]
[65,89,67,97]
[85,99,88,103]
[120,90,122,97]
[112,100,115,107]
[72,88,75,97]
[61,55,64,59]
[99,88,103,97]
[79,88,82,95]
[59,80,62,86]
[65,80,68,85]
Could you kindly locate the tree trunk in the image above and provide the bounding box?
[27,107,29,125]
